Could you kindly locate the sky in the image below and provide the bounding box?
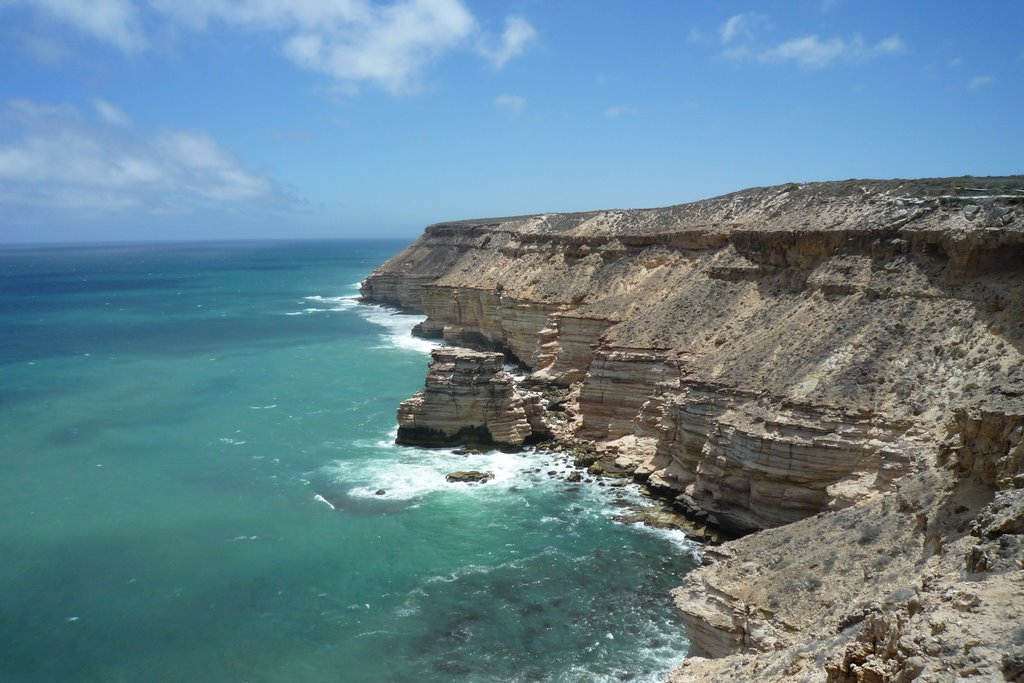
[0,0,1021,243]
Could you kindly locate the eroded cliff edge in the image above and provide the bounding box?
[361,177,1024,681]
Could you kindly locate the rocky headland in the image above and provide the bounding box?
[361,177,1024,681]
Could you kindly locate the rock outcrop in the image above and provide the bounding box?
[669,465,1024,682]
[396,347,549,447]
[445,470,495,483]
[363,176,1024,679]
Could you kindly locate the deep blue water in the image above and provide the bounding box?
[0,240,694,682]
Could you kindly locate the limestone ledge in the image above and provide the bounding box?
[416,286,567,366]
[657,383,923,534]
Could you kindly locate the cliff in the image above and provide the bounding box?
[361,176,1024,680]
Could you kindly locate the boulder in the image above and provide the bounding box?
[445,470,495,484]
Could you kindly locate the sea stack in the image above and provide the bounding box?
[396,347,549,447]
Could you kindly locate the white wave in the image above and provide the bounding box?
[313,494,336,510]
[283,307,328,316]
[393,603,419,618]
[349,427,400,450]
[295,292,437,354]
[422,565,491,585]
[323,446,548,502]
[356,304,439,354]
[503,363,529,382]
[419,551,541,586]
[218,438,247,445]
[303,295,357,304]
[286,295,360,315]
[372,426,400,449]
[628,522,701,559]
[248,404,277,410]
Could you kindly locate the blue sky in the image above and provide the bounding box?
[0,0,1021,243]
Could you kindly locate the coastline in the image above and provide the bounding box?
[359,177,1024,681]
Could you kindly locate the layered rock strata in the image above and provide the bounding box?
[396,347,548,447]
[363,176,1024,679]
[656,386,921,533]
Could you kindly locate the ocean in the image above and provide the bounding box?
[0,240,695,682]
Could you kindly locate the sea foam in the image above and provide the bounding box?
[290,291,439,355]
[327,445,547,502]
[355,304,438,354]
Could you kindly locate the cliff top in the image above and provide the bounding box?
[427,175,1024,238]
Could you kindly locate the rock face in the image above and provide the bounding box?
[658,386,920,534]
[363,176,1024,679]
[396,347,549,447]
[669,468,1024,683]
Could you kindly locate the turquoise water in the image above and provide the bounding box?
[0,241,694,682]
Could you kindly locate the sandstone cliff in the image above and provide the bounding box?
[362,176,1024,680]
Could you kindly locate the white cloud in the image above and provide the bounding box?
[604,105,638,119]
[706,11,906,70]
[720,15,743,43]
[949,56,963,67]
[759,35,845,67]
[5,98,79,122]
[719,13,764,45]
[93,98,131,126]
[154,130,271,201]
[753,33,905,68]
[968,75,994,89]
[278,0,477,93]
[154,0,534,94]
[872,35,906,55]
[0,99,272,211]
[0,0,145,52]
[478,15,537,69]
[2,1,537,95]
[494,94,525,115]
